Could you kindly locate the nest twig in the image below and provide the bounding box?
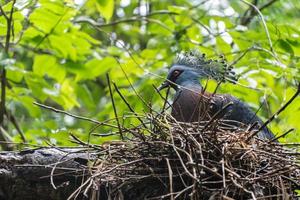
[71,114,300,200]
[34,76,300,199]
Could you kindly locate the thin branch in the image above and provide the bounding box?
[259,0,278,11]
[240,0,259,26]
[5,109,26,142]
[0,0,16,151]
[241,0,279,25]
[112,82,148,129]
[33,102,118,129]
[75,10,178,28]
[202,102,234,131]
[106,73,124,140]
[0,5,8,20]
[240,0,277,60]
[247,84,300,141]
[166,158,174,200]
[269,128,294,143]
[115,58,155,113]
[152,84,173,114]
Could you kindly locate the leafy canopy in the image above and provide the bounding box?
[0,0,299,146]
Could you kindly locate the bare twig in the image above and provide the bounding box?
[106,73,124,140]
[240,0,277,60]
[247,84,300,141]
[112,82,148,129]
[241,0,279,25]
[166,158,174,200]
[5,109,26,142]
[0,0,16,150]
[33,102,118,129]
[269,128,294,143]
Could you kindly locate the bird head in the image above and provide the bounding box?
[158,65,203,91]
[158,51,237,91]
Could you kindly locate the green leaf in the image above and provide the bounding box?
[167,5,188,14]
[59,78,80,109]
[33,54,66,82]
[277,39,294,56]
[25,74,52,101]
[18,96,41,117]
[96,0,114,21]
[76,57,118,81]
[76,84,96,110]
[6,64,26,82]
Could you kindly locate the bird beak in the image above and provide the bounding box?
[158,81,169,91]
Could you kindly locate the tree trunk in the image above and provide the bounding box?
[0,148,91,200]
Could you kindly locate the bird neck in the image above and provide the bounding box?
[176,79,202,91]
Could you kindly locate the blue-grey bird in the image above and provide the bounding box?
[159,51,275,140]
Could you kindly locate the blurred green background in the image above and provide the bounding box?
[0,0,299,148]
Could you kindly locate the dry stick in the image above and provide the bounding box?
[174,185,194,199]
[75,10,178,28]
[259,0,279,11]
[189,146,198,200]
[202,102,233,132]
[0,0,16,150]
[240,0,258,25]
[33,102,118,129]
[166,158,174,200]
[162,86,171,112]
[229,46,254,68]
[112,82,148,129]
[246,84,300,141]
[0,141,43,147]
[67,177,93,200]
[106,74,124,140]
[115,61,160,133]
[280,143,300,146]
[5,109,26,142]
[248,98,267,125]
[282,175,300,188]
[241,0,279,26]
[241,0,277,61]
[246,121,259,132]
[268,128,294,143]
[69,134,103,152]
[221,146,226,189]
[49,154,80,190]
[202,78,209,93]
[165,125,200,183]
[212,80,223,95]
[152,85,173,113]
[116,60,154,112]
[231,177,257,200]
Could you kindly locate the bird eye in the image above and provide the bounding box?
[173,70,181,77]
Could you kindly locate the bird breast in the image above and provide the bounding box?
[171,88,212,122]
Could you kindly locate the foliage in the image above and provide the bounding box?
[0,0,299,147]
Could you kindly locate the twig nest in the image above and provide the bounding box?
[85,115,300,199]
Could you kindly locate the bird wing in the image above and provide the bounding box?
[209,94,275,140]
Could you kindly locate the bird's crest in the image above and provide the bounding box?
[173,51,238,84]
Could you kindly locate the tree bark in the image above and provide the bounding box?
[0,148,92,200]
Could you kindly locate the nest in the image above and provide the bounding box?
[75,114,300,200]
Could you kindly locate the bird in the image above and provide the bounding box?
[158,51,275,140]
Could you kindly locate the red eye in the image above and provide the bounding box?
[173,70,180,77]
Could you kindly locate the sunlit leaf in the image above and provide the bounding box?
[95,0,114,21]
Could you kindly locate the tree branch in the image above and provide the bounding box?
[246,84,300,141]
[240,0,279,26]
[0,0,16,150]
